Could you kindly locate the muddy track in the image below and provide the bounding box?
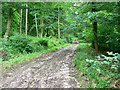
[1,44,80,88]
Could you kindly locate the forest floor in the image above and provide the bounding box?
[0,44,80,88]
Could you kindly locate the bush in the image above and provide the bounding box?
[29,37,48,51]
[35,39,48,47]
[85,52,120,88]
[2,35,67,61]
[3,36,66,53]
[64,36,73,43]
[78,40,86,43]
[3,35,34,54]
[48,37,64,47]
[98,29,120,53]
[74,43,120,88]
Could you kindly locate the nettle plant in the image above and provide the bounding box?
[86,52,120,73]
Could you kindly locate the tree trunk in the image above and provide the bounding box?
[0,2,2,38]
[92,3,98,51]
[117,2,120,32]
[40,18,43,37]
[4,6,12,40]
[46,29,49,37]
[35,13,38,37]
[25,4,28,35]
[58,7,60,39]
[92,21,98,51]
[20,8,22,35]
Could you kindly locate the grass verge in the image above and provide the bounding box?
[0,43,69,69]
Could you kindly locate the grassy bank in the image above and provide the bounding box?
[0,35,69,69]
[73,43,120,88]
[1,43,69,69]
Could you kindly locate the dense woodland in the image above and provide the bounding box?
[0,2,120,88]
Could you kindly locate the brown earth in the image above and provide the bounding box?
[0,44,80,88]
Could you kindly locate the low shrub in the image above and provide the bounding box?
[74,43,120,88]
[3,35,34,54]
[29,37,49,47]
[78,40,86,43]
[2,35,67,61]
[48,37,65,48]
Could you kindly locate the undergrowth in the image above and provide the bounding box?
[73,43,120,88]
[0,35,69,68]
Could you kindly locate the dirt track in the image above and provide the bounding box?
[1,44,80,88]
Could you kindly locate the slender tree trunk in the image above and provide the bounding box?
[20,8,22,35]
[40,18,43,37]
[4,6,12,40]
[58,7,60,39]
[92,3,98,51]
[25,4,28,35]
[35,13,38,37]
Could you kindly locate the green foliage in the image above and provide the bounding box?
[1,2,120,88]
[2,35,67,61]
[29,36,48,49]
[82,29,94,42]
[74,43,120,88]
[3,35,34,54]
[29,36,66,48]
[1,42,69,69]
[98,25,120,52]
[93,52,119,73]
[2,2,120,53]
[78,40,86,43]
[48,37,63,47]
[66,2,120,53]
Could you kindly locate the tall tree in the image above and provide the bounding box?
[4,3,12,40]
[19,8,22,35]
[40,18,44,37]
[35,13,38,37]
[92,2,98,51]
[25,4,28,35]
[58,7,60,39]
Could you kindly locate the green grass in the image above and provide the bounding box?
[73,43,119,88]
[0,43,69,69]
